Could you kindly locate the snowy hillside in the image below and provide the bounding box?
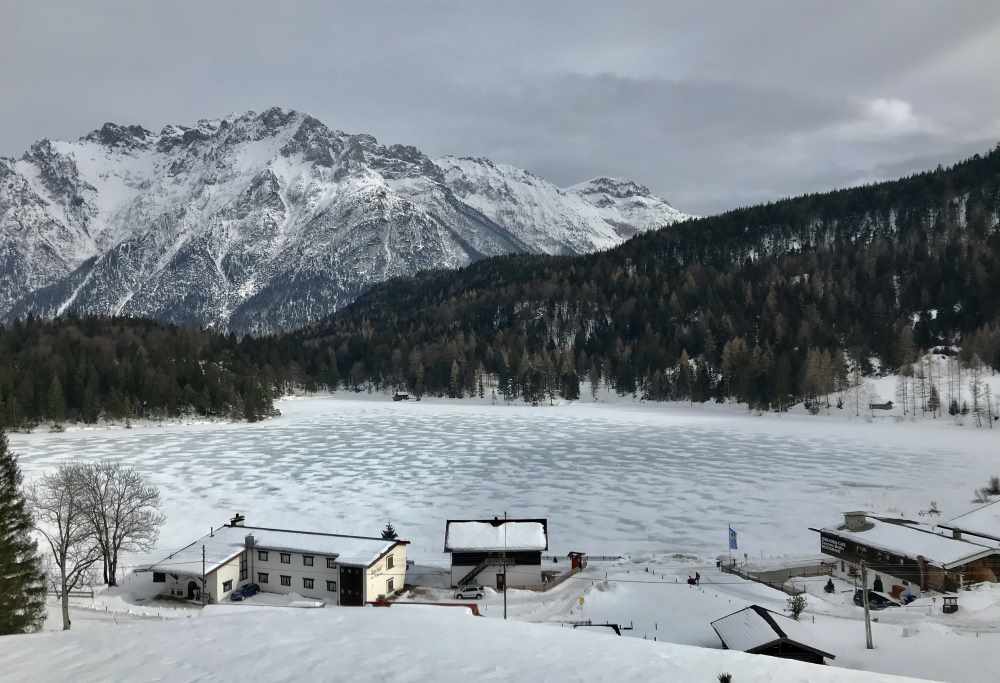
[0,604,928,683]
[0,108,689,334]
[437,156,690,254]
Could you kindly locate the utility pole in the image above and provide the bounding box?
[503,510,508,621]
[861,560,873,649]
[202,545,207,607]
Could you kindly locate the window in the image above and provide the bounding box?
[280,575,291,586]
[280,553,291,564]
[386,578,394,593]
[153,572,165,583]
[258,550,269,561]
[223,580,233,592]
[303,555,314,567]
[386,555,394,570]
[326,580,337,592]
[303,578,314,589]
[327,557,336,569]
[240,552,247,581]
[258,572,269,584]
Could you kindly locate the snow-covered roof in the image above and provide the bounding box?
[444,519,548,552]
[149,524,403,575]
[817,517,998,569]
[711,605,834,659]
[940,500,1000,543]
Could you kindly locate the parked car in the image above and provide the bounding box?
[241,583,260,598]
[853,589,900,610]
[230,590,244,601]
[455,585,485,600]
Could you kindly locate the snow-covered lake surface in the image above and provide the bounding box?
[11,395,1000,567]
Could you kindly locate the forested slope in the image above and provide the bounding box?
[298,145,1000,407]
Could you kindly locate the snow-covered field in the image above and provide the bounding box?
[9,394,1000,681]
[1,604,930,683]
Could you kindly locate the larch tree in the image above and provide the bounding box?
[0,428,47,634]
[28,463,101,630]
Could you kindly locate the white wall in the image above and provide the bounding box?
[210,555,244,603]
[159,572,198,600]
[250,547,340,603]
[365,544,407,601]
[153,554,243,603]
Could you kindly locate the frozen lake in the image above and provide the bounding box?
[11,396,1000,566]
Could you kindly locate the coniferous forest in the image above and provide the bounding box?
[2,146,1000,427]
[294,145,1000,407]
[0,318,276,428]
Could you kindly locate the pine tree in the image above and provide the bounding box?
[381,522,398,540]
[0,428,47,634]
[47,376,66,424]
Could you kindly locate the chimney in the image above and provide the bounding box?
[245,534,255,549]
[230,513,246,527]
[844,511,868,531]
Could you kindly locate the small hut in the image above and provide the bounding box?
[711,605,835,665]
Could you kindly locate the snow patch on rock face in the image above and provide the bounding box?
[1,108,691,333]
[438,157,693,252]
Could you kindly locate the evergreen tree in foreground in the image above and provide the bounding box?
[0,428,47,634]
[381,522,398,540]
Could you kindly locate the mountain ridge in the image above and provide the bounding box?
[0,107,691,333]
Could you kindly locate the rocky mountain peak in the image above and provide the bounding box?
[0,108,690,334]
[81,122,155,150]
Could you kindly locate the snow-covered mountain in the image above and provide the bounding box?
[0,108,691,333]
[437,157,689,254]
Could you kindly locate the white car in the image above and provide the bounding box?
[455,585,484,600]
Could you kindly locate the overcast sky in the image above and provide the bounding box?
[3,1,999,215]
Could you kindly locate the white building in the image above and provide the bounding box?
[147,518,408,605]
[444,518,548,589]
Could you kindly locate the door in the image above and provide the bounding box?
[340,566,364,606]
[187,581,199,601]
[496,573,505,592]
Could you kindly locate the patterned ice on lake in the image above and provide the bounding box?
[11,397,999,564]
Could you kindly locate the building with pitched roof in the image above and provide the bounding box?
[812,511,1000,594]
[444,518,548,589]
[147,515,408,605]
[711,604,835,665]
[939,499,1000,545]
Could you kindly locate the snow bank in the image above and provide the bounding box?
[0,605,929,682]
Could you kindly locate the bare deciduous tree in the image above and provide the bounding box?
[29,464,101,630]
[76,462,165,586]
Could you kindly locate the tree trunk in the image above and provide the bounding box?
[61,575,71,630]
[108,555,118,587]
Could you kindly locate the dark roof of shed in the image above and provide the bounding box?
[710,605,835,660]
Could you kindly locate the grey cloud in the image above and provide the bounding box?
[2,1,999,214]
